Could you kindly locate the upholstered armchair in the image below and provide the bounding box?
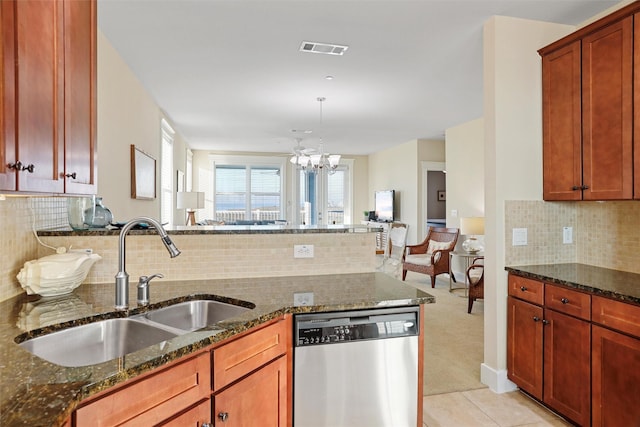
[466,257,484,313]
[402,227,459,288]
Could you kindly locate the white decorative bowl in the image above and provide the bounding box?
[17,252,101,296]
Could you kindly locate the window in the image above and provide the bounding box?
[296,161,353,225]
[211,155,286,222]
[160,119,174,225]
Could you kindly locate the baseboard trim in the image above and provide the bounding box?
[481,363,518,394]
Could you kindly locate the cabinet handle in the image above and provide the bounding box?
[7,161,22,171]
[520,286,527,292]
[560,298,569,304]
[202,424,213,427]
[582,185,589,190]
[571,185,581,191]
[21,163,34,173]
[533,316,540,322]
[218,412,229,422]
[542,319,550,325]
[65,172,77,179]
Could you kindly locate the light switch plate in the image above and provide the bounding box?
[512,228,528,246]
[563,226,573,244]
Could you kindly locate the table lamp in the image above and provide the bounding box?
[177,191,205,226]
[460,217,484,253]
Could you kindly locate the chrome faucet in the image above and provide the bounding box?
[115,217,181,310]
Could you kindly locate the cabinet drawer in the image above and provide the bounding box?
[545,284,591,320]
[508,274,544,305]
[213,317,289,391]
[592,296,640,337]
[75,352,210,427]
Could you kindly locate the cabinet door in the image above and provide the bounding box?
[543,309,590,426]
[507,296,543,400]
[582,16,633,200]
[592,325,640,426]
[213,356,288,427]
[15,0,64,193]
[63,0,96,194]
[634,13,640,199]
[0,0,16,191]
[542,41,582,201]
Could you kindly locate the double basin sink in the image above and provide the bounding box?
[17,298,254,367]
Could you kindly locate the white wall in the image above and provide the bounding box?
[482,16,574,393]
[97,31,189,224]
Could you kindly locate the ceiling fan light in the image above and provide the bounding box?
[310,154,321,167]
[328,154,341,168]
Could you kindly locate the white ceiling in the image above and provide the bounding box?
[98,0,618,156]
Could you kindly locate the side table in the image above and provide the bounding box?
[449,251,484,296]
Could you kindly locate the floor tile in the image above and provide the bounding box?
[423,392,499,427]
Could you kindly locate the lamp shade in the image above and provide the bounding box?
[460,217,484,235]
[177,192,205,210]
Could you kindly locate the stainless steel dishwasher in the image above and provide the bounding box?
[293,306,420,427]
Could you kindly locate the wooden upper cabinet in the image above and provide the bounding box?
[0,0,17,191]
[582,16,633,200]
[15,0,65,193]
[63,0,96,194]
[542,41,582,201]
[540,8,636,201]
[634,13,640,199]
[0,0,96,194]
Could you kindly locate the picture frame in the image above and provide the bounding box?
[131,144,156,199]
[437,190,446,201]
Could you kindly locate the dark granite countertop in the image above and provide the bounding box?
[0,272,433,427]
[37,223,383,236]
[506,263,640,305]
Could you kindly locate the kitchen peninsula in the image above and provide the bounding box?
[36,224,382,286]
[0,272,433,426]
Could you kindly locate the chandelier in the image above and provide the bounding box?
[290,97,341,174]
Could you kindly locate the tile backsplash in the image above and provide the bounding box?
[506,200,640,274]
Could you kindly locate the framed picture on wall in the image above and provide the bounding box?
[131,145,156,199]
[437,190,446,201]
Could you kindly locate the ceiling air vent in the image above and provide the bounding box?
[299,41,349,56]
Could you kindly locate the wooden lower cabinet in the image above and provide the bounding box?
[591,295,640,427]
[74,352,211,427]
[543,310,590,426]
[507,276,591,426]
[213,356,288,426]
[507,296,543,399]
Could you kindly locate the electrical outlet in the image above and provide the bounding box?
[512,228,528,246]
[563,226,573,244]
[69,248,93,254]
[294,244,314,258]
[293,292,314,306]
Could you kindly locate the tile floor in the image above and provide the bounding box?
[423,388,574,427]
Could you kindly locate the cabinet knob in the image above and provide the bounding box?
[542,319,550,325]
[571,185,581,191]
[533,316,540,322]
[65,172,77,179]
[218,412,229,422]
[520,286,527,292]
[560,298,569,304]
[21,163,35,173]
[582,185,589,190]
[202,424,213,427]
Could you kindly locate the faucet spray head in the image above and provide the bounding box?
[162,235,181,258]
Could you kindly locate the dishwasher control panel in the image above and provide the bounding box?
[294,306,419,346]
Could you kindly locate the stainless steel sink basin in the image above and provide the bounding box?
[145,300,252,332]
[18,318,178,367]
